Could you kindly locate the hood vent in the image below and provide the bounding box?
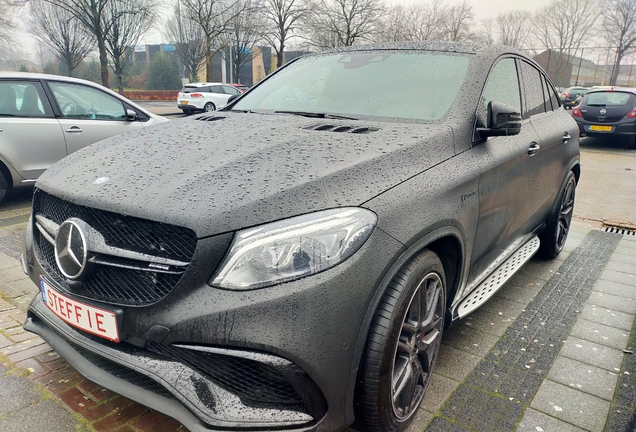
[304,123,379,134]
[196,115,226,122]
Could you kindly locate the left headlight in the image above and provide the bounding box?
[211,208,377,290]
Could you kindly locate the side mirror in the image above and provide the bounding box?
[227,94,241,104]
[477,101,521,137]
[126,109,138,121]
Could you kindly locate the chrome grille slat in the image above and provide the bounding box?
[32,190,197,306]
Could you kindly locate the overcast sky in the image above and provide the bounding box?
[15,0,555,62]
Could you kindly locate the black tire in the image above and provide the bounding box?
[356,249,446,432]
[182,109,194,115]
[538,171,576,259]
[0,173,8,204]
[204,102,216,112]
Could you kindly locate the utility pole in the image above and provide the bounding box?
[604,47,612,85]
[575,48,584,86]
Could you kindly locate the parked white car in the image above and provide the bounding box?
[0,72,168,202]
[177,82,242,114]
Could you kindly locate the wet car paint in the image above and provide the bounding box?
[23,42,580,432]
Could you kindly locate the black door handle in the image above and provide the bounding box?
[528,143,540,156]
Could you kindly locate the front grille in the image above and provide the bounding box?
[147,343,304,406]
[71,343,174,399]
[34,190,197,261]
[33,190,197,306]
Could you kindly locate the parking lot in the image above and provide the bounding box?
[0,131,634,432]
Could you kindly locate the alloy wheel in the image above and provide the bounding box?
[391,272,444,420]
[557,179,575,249]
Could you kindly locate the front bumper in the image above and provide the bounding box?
[26,298,321,430]
[24,214,405,431]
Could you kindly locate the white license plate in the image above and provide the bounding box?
[40,278,120,342]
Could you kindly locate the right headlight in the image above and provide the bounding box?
[210,208,377,290]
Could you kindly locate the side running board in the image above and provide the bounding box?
[457,236,540,320]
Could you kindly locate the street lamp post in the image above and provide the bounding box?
[223,27,235,84]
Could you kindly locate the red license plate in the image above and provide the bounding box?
[40,277,120,342]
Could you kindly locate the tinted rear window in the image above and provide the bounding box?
[585,92,634,106]
[181,86,202,93]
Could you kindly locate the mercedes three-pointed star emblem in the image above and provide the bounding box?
[54,220,89,280]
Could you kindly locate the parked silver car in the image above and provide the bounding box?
[0,72,168,202]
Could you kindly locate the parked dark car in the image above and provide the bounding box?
[572,87,636,147]
[22,42,580,432]
[561,86,589,109]
[230,83,249,93]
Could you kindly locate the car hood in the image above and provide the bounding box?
[36,113,455,238]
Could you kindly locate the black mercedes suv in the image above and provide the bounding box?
[22,42,580,432]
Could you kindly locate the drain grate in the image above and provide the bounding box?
[603,225,636,236]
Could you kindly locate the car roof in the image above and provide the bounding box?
[0,71,111,87]
[586,87,636,94]
[183,82,226,87]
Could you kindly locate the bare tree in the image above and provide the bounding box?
[603,0,636,85]
[0,0,20,50]
[496,10,531,48]
[28,0,94,77]
[104,0,157,92]
[302,0,385,49]
[227,0,264,82]
[164,4,207,82]
[179,0,247,82]
[407,1,448,41]
[45,0,121,87]
[533,0,598,81]
[0,48,25,69]
[475,18,495,46]
[261,0,308,68]
[443,0,473,41]
[375,4,409,42]
[376,2,448,43]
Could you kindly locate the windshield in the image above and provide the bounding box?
[232,51,471,121]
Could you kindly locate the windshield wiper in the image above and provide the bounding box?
[275,110,358,120]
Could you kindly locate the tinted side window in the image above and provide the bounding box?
[209,85,225,94]
[519,61,547,118]
[224,85,240,95]
[0,81,53,118]
[543,75,560,110]
[477,58,521,128]
[49,82,126,121]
